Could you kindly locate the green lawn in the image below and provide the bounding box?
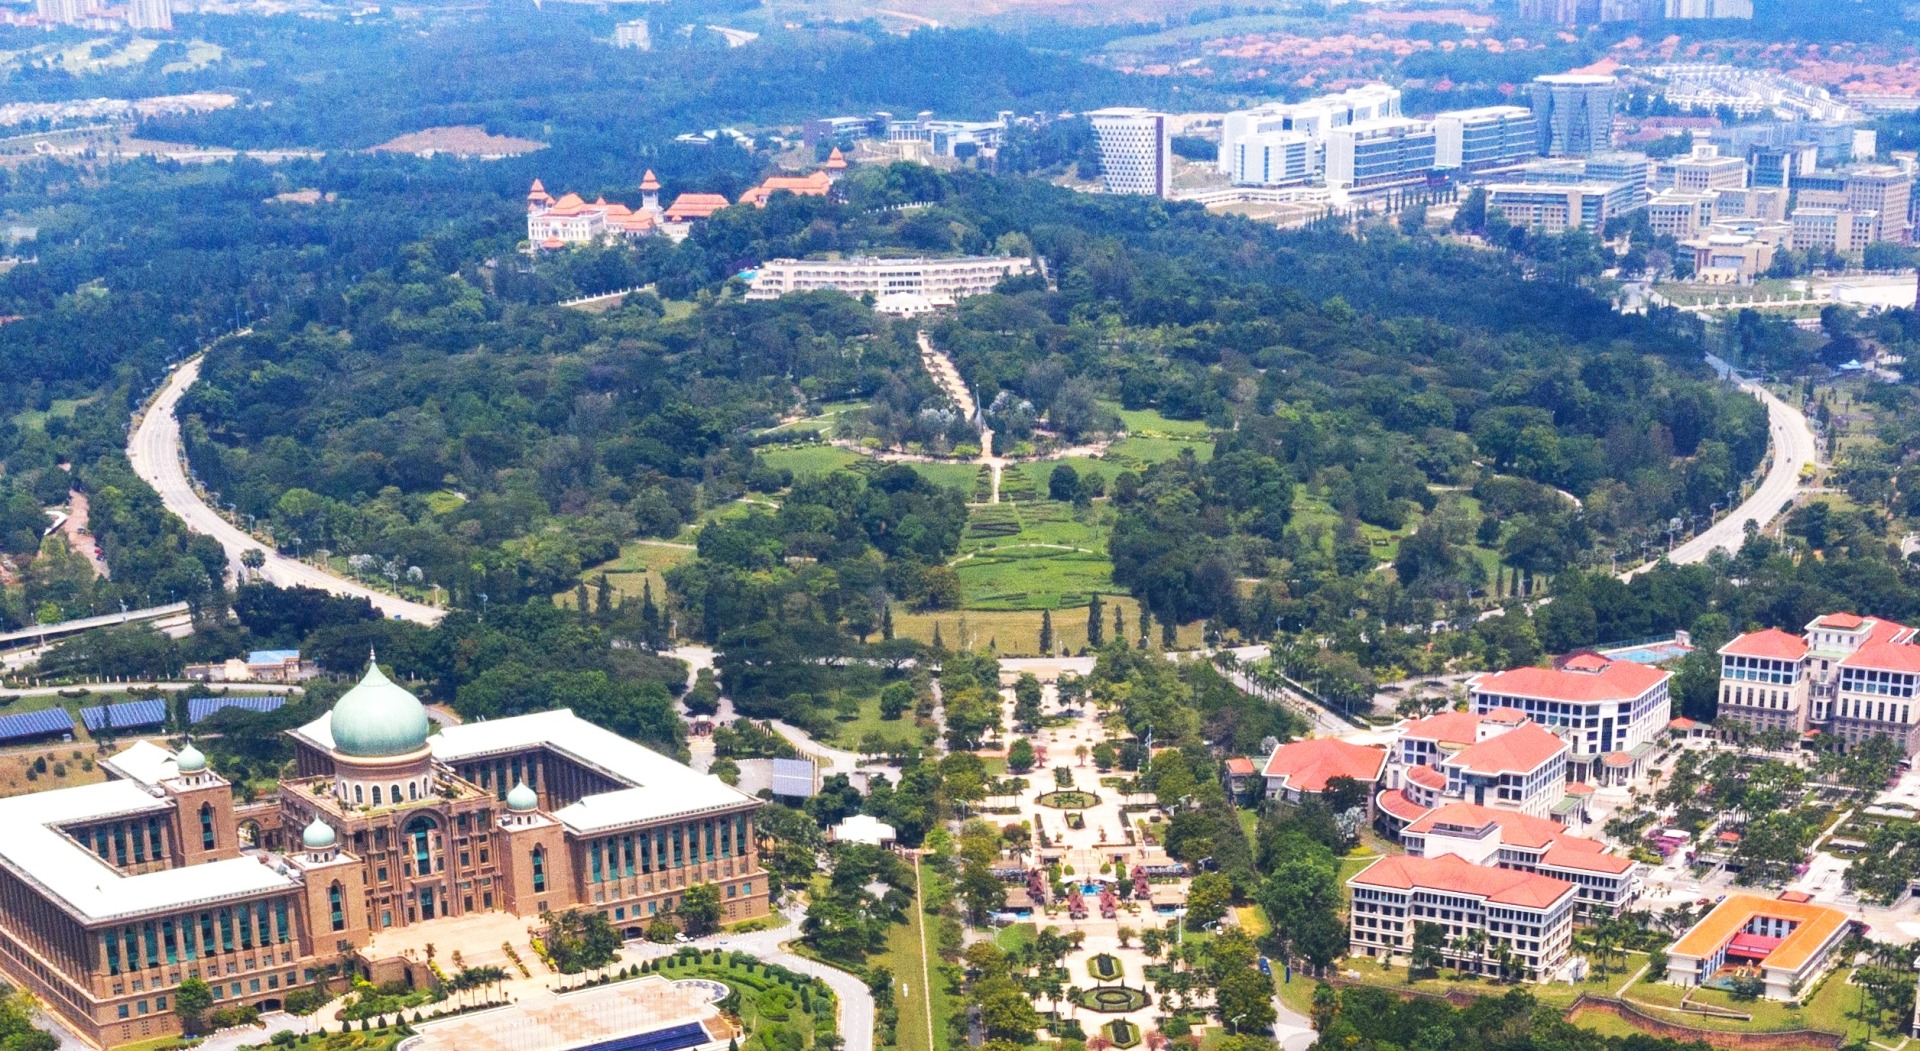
[1106,435,1212,468]
[655,956,837,1047]
[889,602,1204,656]
[820,691,924,752]
[1106,404,1214,438]
[905,461,988,495]
[1614,968,1902,1042]
[954,501,1115,611]
[760,444,868,477]
[562,539,692,608]
[866,859,951,1051]
[995,922,1038,956]
[13,396,92,432]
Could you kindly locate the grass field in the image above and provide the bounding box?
[12,396,92,432]
[760,444,869,477]
[955,502,1113,611]
[1106,404,1215,438]
[865,859,951,1051]
[1105,435,1213,469]
[1615,968,1902,1042]
[563,539,692,608]
[888,601,1204,656]
[819,692,925,751]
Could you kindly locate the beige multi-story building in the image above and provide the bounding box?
[1719,612,1920,752]
[1649,190,1717,239]
[745,255,1036,312]
[1468,653,1672,784]
[1399,802,1643,918]
[0,663,764,1047]
[1657,144,1747,192]
[1375,710,1569,831]
[1347,854,1577,980]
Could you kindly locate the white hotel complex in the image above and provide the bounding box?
[745,256,1037,314]
[1468,653,1672,784]
[1719,612,1920,752]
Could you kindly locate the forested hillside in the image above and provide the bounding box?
[157,162,1768,692]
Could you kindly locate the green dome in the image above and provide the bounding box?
[175,742,206,774]
[330,659,431,758]
[302,816,337,850]
[506,780,538,812]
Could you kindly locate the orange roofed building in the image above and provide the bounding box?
[1469,653,1671,784]
[1260,738,1387,808]
[526,171,664,249]
[1347,853,1576,981]
[1666,893,1851,1000]
[737,169,834,207]
[1400,802,1642,918]
[1719,612,1920,753]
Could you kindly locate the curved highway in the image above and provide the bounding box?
[1627,370,1816,577]
[127,355,446,624]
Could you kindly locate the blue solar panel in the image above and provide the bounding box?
[0,708,74,742]
[187,696,286,725]
[78,700,168,733]
[576,1022,710,1051]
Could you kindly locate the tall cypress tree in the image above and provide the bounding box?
[1039,609,1053,655]
[1087,593,1104,647]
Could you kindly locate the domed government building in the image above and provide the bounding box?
[0,661,766,1047]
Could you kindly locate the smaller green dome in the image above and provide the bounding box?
[330,658,432,758]
[507,780,538,812]
[302,816,337,851]
[175,743,206,774]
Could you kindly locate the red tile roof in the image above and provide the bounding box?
[1224,757,1256,776]
[1562,652,1610,671]
[1376,789,1430,823]
[1411,803,1636,875]
[1540,842,1636,875]
[1261,738,1386,792]
[640,168,661,191]
[1446,722,1566,776]
[1347,853,1575,909]
[1565,781,1596,794]
[1473,659,1669,704]
[1818,612,1865,629]
[739,170,833,207]
[1406,764,1447,790]
[664,193,731,220]
[1668,717,1698,730]
[1842,639,1920,673]
[1401,711,1483,746]
[1720,628,1809,661]
[1602,751,1636,768]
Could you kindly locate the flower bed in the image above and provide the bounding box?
[1075,985,1150,1013]
[1036,791,1098,809]
[1088,954,1123,982]
[1107,1019,1141,1048]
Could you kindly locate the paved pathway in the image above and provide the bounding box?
[128,353,444,623]
[625,908,874,1051]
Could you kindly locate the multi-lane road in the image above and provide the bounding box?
[127,355,445,624]
[1627,367,1817,576]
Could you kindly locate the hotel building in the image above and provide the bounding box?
[0,663,764,1046]
[1259,738,1388,807]
[1347,854,1576,981]
[1400,802,1642,918]
[1719,612,1920,752]
[1666,893,1850,1000]
[1468,653,1672,784]
[1376,710,1568,829]
[745,255,1036,312]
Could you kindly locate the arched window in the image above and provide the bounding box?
[391,783,402,804]
[354,784,364,804]
[328,883,345,932]
[406,815,437,872]
[409,782,418,801]
[199,803,215,851]
[372,786,382,806]
[531,847,546,893]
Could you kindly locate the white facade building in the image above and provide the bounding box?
[1217,85,1402,185]
[1468,653,1671,784]
[1720,612,1920,753]
[1324,118,1436,189]
[1347,854,1576,981]
[1088,109,1172,198]
[1433,106,1539,172]
[745,256,1036,311]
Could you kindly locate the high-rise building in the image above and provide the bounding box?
[1843,165,1914,245]
[1088,108,1172,198]
[1433,106,1539,171]
[126,0,169,30]
[1323,118,1436,189]
[1217,84,1401,179]
[1531,74,1618,157]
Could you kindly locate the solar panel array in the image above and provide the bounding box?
[0,708,74,742]
[581,1021,710,1051]
[78,700,168,733]
[187,696,287,725]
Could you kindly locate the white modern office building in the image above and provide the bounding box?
[1324,118,1437,189]
[1088,109,1172,197]
[745,256,1037,312]
[1434,106,1539,172]
[1217,85,1403,185]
